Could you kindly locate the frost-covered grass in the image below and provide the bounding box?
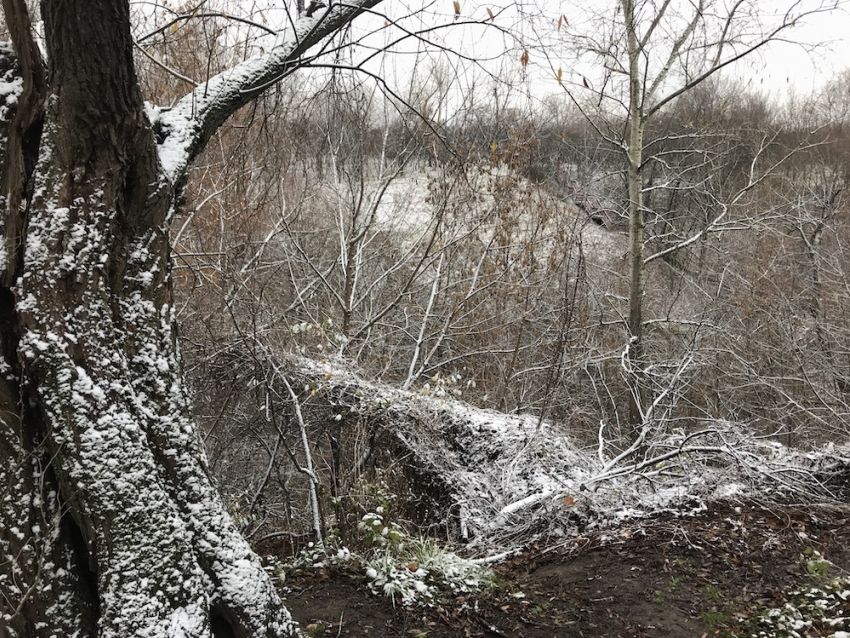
[279,510,494,607]
[413,536,495,595]
[741,577,850,637]
[739,550,850,638]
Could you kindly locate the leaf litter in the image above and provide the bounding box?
[270,500,850,637]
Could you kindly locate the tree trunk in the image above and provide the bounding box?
[0,0,373,634]
[623,0,646,437]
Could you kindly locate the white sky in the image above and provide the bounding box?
[277,0,848,132]
[132,1,850,115]
[381,1,850,108]
[637,1,845,95]
[737,5,850,96]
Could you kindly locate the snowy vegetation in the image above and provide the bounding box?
[2,0,850,636]
[177,69,850,554]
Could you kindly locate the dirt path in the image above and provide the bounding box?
[278,501,850,637]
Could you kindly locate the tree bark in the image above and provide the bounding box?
[623,0,647,437]
[0,0,381,634]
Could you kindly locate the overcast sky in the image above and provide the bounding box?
[362,0,850,115]
[736,4,850,96]
[132,1,850,115]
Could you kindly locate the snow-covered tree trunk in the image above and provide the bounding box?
[0,0,381,635]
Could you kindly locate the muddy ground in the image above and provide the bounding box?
[273,500,850,637]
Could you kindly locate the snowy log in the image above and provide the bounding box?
[268,355,850,547]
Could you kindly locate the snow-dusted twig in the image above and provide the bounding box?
[403,251,444,390]
[601,350,694,475]
[245,426,283,535]
[279,374,324,549]
[499,490,555,518]
[597,419,606,466]
[469,549,521,565]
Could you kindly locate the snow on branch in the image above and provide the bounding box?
[154,0,383,184]
[283,356,850,548]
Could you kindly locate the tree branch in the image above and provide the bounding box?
[156,0,383,185]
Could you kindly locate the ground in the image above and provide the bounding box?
[273,500,850,637]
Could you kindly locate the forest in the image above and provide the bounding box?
[3,1,850,636]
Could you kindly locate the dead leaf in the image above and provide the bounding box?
[453,0,461,17]
[487,7,494,21]
[563,495,576,507]
[520,50,529,67]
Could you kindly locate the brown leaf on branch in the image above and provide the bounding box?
[453,1,461,18]
[487,7,495,21]
[520,50,529,67]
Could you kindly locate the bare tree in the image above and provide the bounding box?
[532,0,840,434]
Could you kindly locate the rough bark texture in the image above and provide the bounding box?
[0,0,392,634]
[0,0,43,287]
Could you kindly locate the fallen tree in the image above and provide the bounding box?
[194,343,850,551]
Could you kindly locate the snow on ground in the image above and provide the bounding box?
[371,164,627,267]
[373,169,434,234]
